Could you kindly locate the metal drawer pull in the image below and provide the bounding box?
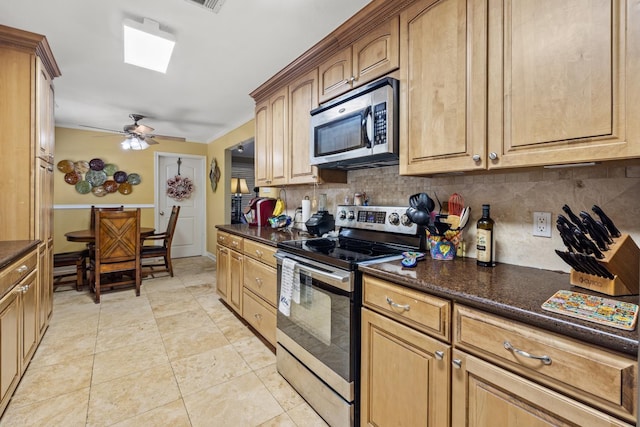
[386,297,410,311]
[254,313,262,321]
[255,277,263,286]
[452,359,462,369]
[434,350,444,360]
[255,250,263,258]
[17,265,29,273]
[504,341,552,365]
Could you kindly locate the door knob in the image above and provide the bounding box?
[160,211,165,216]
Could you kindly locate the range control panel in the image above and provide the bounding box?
[335,205,417,235]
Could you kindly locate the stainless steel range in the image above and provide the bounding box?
[275,205,422,426]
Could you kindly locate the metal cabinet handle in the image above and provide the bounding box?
[452,359,462,369]
[472,154,481,162]
[159,211,165,216]
[232,241,238,247]
[435,350,445,360]
[17,265,29,274]
[504,341,552,365]
[21,284,30,293]
[255,277,263,286]
[489,152,498,160]
[386,297,410,311]
[254,313,262,321]
[255,250,263,258]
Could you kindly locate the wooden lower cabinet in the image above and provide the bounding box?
[451,349,635,427]
[242,289,276,347]
[360,307,450,427]
[215,244,229,300]
[0,287,20,416]
[228,250,243,314]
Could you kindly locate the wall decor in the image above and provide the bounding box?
[209,158,221,192]
[56,158,141,196]
[167,157,195,201]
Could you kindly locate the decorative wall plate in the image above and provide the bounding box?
[86,169,107,187]
[64,171,81,185]
[74,160,90,174]
[75,180,92,194]
[113,171,128,183]
[103,163,118,176]
[127,173,141,185]
[89,158,105,171]
[118,182,133,195]
[209,158,220,192]
[57,160,75,173]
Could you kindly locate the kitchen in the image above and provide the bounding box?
[1,0,640,426]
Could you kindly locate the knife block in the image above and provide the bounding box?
[569,234,639,296]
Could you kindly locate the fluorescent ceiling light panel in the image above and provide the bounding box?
[123,18,175,73]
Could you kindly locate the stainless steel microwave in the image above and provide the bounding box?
[310,77,399,170]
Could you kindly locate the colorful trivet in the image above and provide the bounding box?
[541,290,638,331]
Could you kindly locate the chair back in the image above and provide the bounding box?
[163,206,181,248]
[90,205,124,230]
[95,209,140,270]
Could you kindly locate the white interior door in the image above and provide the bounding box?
[157,153,206,258]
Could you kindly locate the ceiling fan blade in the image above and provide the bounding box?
[134,124,155,134]
[80,124,125,135]
[147,133,186,142]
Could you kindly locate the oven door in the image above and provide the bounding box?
[275,252,356,402]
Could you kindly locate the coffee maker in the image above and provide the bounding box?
[246,198,277,227]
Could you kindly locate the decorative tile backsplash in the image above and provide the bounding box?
[279,163,640,272]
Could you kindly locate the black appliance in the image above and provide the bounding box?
[275,205,420,426]
[304,211,335,236]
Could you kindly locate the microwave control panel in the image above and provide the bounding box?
[373,102,387,145]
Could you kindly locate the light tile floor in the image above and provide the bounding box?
[1,257,328,427]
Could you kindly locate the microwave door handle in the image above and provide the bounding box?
[362,106,372,148]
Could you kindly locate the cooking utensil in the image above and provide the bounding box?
[434,192,443,213]
[433,221,451,235]
[458,206,470,230]
[592,205,621,238]
[579,211,611,249]
[441,214,460,229]
[409,193,435,212]
[561,204,587,232]
[406,207,430,226]
[573,228,604,259]
[448,193,464,216]
[581,254,615,279]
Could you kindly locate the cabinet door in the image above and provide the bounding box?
[269,87,288,186]
[318,47,352,103]
[0,289,20,415]
[288,69,319,184]
[361,308,450,427]
[352,15,400,88]
[451,349,635,427]
[487,0,640,169]
[400,0,487,175]
[216,245,229,300]
[254,100,271,187]
[20,271,38,372]
[36,57,54,163]
[228,250,243,314]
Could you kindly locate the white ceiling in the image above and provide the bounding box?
[0,0,371,143]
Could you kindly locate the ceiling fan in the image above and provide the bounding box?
[81,114,185,146]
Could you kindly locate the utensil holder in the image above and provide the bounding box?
[569,234,639,296]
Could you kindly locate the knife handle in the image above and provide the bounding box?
[592,205,621,238]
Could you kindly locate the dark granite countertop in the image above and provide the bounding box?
[214,225,638,357]
[360,257,639,356]
[0,240,40,270]
[216,224,312,247]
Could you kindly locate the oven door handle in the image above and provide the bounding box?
[275,252,353,292]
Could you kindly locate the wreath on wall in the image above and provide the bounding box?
[167,158,195,201]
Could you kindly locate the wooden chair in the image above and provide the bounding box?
[141,206,180,277]
[90,205,124,230]
[89,209,141,303]
[53,250,88,291]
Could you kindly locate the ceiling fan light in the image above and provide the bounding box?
[123,18,175,73]
[121,136,150,150]
[237,144,244,153]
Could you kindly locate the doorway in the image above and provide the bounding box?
[230,138,255,223]
[155,153,206,258]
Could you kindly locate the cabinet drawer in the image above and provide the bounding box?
[454,304,637,422]
[363,275,450,342]
[0,251,37,299]
[217,231,243,251]
[243,257,277,306]
[243,289,276,347]
[243,239,277,268]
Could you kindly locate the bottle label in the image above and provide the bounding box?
[477,229,492,262]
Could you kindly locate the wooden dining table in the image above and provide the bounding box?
[65,227,156,243]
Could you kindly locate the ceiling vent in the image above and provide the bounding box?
[184,0,226,13]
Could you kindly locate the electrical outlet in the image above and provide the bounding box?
[533,212,552,237]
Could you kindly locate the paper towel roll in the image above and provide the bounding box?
[301,199,311,229]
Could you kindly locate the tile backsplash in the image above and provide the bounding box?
[278,163,640,272]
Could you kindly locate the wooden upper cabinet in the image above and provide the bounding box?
[487,0,640,169]
[400,0,487,175]
[269,88,288,186]
[254,88,288,187]
[319,16,400,103]
[288,69,319,184]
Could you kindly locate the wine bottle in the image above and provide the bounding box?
[476,204,495,267]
